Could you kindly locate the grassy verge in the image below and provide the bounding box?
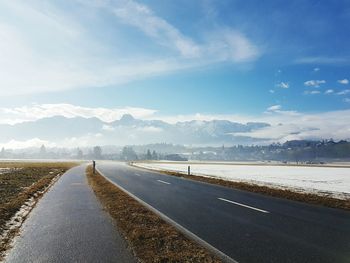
[131,164,350,211]
[0,162,78,258]
[86,166,221,263]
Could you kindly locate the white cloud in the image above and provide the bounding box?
[304,80,326,88]
[156,108,350,143]
[0,0,261,97]
[0,138,56,149]
[111,1,259,63]
[209,29,259,62]
[304,90,321,95]
[0,104,157,124]
[136,126,163,133]
[344,98,350,103]
[232,109,350,143]
[276,82,289,89]
[325,89,334,94]
[111,0,200,58]
[155,113,255,124]
[338,79,349,85]
[0,2,110,96]
[269,89,275,94]
[336,89,350,95]
[102,124,115,131]
[295,56,349,65]
[313,67,320,72]
[266,105,282,111]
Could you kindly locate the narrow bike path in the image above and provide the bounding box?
[4,164,136,263]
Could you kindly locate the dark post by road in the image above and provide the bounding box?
[93,160,96,174]
[188,165,190,176]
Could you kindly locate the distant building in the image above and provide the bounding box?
[163,154,188,161]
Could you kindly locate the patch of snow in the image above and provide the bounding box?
[135,162,350,200]
[0,168,22,175]
[0,168,11,175]
[0,173,61,256]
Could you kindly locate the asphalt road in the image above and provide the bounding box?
[97,162,350,263]
[4,164,136,263]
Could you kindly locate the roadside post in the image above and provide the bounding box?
[188,165,190,176]
[93,160,96,174]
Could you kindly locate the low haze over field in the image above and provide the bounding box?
[0,0,350,148]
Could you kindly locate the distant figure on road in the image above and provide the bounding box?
[93,160,96,174]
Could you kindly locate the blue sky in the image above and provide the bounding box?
[0,0,350,146]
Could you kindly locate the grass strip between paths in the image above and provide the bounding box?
[130,163,350,211]
[86,166,221,263]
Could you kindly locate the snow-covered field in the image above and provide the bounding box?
[134,162,350,200]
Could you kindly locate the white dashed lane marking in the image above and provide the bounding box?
[157,180,171,185]
[218,198,270,214]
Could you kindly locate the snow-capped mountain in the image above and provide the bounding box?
[0,114,270,147]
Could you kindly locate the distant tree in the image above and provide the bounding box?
[164,154,188,161]
[151,150,158,160]
[146,149,152,160]
[93,146,102,159]
[77,148,83,159]
[121,146,138,161]
[0,147,5,158]
[40,144,46,157]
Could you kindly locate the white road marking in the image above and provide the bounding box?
[157,180,171,185]
[218,198,270,214]
[135,173,141,176]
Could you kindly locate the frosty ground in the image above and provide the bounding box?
[134,162,350,200]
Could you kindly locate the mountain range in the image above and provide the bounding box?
[0,114,271,147]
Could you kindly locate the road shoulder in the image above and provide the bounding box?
[88,165,224,262]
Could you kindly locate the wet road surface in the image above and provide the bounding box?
[4,164,136,263]
[98,161,350,263]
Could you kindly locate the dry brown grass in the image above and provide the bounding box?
[131,164,350,211]
[0,161,79,169]
[86,166,221,263]
[0,162,78,258]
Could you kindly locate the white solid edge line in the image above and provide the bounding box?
[96,166,238,263]
[157,179,171,185]
[218,198,270,214]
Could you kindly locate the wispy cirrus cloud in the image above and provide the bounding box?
[325,89,334,94]
[110,0,259,62]
[304,80,326,88]
[304,90,321,95]
[0,0,261,97]
[111,0,200,58]
[276,82,289,89]
[266,105,282,111]
[295,56,349,65]
[336,89,350,95]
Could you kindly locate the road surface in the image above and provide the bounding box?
[97,161,350,263]
[4,164,136,263]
